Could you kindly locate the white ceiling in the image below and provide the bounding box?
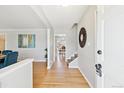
[42,5,88,30]
[0,5,46,29]
[0,5,88,30]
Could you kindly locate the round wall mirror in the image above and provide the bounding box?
[79,27,87,48]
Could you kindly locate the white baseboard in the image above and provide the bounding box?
[69,57,78,68]
[47,63,52,69]
[78,67,93,88]
[33,60,46,62]
[47,66,51,69]
[47,61,55,70]
[69,65,78,68]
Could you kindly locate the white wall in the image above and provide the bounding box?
[77,6,96,87]
[66,24,78,59]
[47,29,54,69]
[2,29,47,61]
[0,59,33,88]
[103,6,124,88]
[54,28,67,34]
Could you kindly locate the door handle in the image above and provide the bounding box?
[95,64,102,77]
[97,50,102,55]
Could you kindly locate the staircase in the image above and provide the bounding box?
[67,53,78,68]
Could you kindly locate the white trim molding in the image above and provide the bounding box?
[78,67,93,88]
[33,60,46,62]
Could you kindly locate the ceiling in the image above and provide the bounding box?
[0,5,88,30]
[0,5,46,29]
[42,5,88,30]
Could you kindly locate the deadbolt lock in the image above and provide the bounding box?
[97,50,102,55]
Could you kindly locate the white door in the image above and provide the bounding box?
[95,6,104,88]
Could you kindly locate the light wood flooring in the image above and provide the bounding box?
[33,55,89,88]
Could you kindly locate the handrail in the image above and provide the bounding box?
[0,59,33,78]
[0,59,33,88]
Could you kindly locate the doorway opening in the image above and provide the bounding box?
[55,34,66,63]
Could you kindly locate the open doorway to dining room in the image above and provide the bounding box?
[54,34,66,62]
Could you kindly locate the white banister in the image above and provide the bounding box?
[0,59,33,88]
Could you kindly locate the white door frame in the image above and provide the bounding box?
[47,28,51,69]
[54,34,66,61]
[95,6,105,88]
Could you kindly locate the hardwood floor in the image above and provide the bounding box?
[33,55,89,88]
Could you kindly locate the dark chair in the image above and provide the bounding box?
[1,50,13,64]
[2,50,12,55]
[0,50,4,63]
[0,51,18,69]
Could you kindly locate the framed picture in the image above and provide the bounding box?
[18,34,35,48]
